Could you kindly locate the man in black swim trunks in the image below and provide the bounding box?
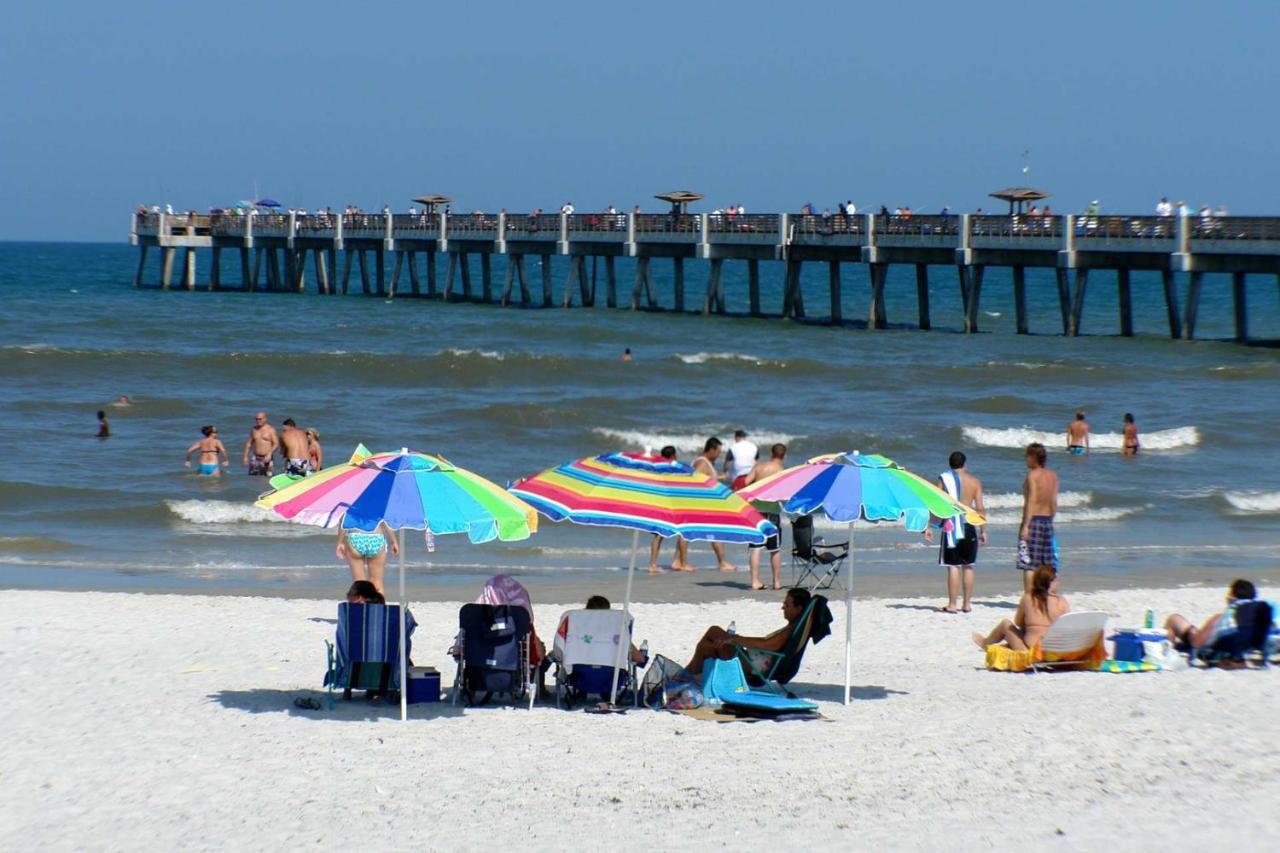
[242,411,279,476]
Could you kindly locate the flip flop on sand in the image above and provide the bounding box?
[752,583,768,591]
[937,606,958,614]
[293,697,322,711]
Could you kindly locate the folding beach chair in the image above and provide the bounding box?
[1189,600,1273,668]
[552,609,642,709]
[324,602,415,707]
[727,594,833,696]
[1029,611,1109,672]
[451,603,535,708]
[790,514,848,590]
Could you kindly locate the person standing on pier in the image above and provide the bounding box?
[925,451,986,613]
[1017,443,1059,592]
[561,201,574,215]
[692,437,738,573]
[242,411,279,477]
[1066,411,1090,455]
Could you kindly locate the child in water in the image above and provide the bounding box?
[96,410,110,438]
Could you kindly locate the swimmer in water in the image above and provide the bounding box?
[621,347,633,361]
[185,425,230,476]
[96,410,110,439]
[1122,412,1140,455]
[112,395,132,408]
[1066,411,1089,456]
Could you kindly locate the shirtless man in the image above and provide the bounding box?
[692,437,737,572]
[1066,411,1090,456]
[745,443,787,590]
[649,446,692,573]
[280,418,312,477]
[242,411,279,477]
[924,451,986,613]
[1017,443,1059,592]
[184,425,229,476]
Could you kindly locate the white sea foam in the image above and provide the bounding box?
[982,506,1145,526]
[166,500,284,525]
[591,427,801,455]
[962,425,1199,451]
[1223,491,1280,514]
[676,352,769,365]
[444,348,506,361]
[982,490,1092,510]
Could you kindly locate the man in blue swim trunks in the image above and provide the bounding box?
[1066,411,1089,455]
[1017,442,1059,592]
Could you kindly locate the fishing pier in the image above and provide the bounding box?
[130,210,1280,342]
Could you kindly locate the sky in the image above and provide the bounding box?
[1,1,1277,242]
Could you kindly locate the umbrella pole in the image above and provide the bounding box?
[611,528,640,706]
[398,528,407,723]
[844,521,855,706]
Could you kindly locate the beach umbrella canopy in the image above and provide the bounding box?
[256,448,538,719]
[255,198,281,208]
[738,452,982,705]
[511,451,775,702]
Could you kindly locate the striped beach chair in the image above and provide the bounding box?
[324,602,416,707]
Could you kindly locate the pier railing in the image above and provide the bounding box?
[567,213,628,233]
[445,212,498,236]
[1190,216,1280,240]
[635,213,699,234]
[878,214,960,236]
[970,214,1063,238]
[505,213,562,234]
[707,213,779,234]
[793,213,864,236]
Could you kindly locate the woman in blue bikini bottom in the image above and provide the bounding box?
[338,520,399,593]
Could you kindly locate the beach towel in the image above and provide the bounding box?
[937,471,967,550]
[984,633,1107,672]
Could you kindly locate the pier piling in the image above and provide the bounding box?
[915,264,931,330]
[1117,269,1133,336]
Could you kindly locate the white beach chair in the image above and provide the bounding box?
[1031,610,1109,672]
[552,609,638,708]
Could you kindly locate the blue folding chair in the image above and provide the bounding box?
[324,602,415,707]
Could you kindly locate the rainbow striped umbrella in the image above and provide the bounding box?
[256,448,538,720]
[511,451,775,704]
[509,451,776,543]
[738,451,984,706]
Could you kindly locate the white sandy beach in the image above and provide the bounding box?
[1,585,1277,851]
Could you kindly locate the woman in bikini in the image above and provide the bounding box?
[1122,413,1140,456]
[337,519,399,593]
[973,564,1069,651]
[183,425,229,476]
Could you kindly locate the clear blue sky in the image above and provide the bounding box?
[1,1,1276,241]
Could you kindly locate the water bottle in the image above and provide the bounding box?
[726,621,737,637]
[639,639,649,666]
[1144,609,1155,630]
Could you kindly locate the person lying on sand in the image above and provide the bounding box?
[973,565,1068,651]
[1165,578,1256,653]
[685,587,810,675]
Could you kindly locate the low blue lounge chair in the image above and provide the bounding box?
[324,602,416,707]
[1189,600,1274,668]
[727,594,833,696]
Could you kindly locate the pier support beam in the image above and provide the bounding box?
[673,258,685,312]
[1117,269,1133,336]
[828,261,842,325]
[605,256,617,308]
[134,246,148,288]
[1232,272,1248,341]
[748,259,761,316]
[915,263,931,330]
[375,251,385,296]
[253,248,264,291]
[315,249,330,294]
[425,251,437,297]
[404,251,418,296]
[1183,271,1203,340]
[210,247,221,291]
[160,248,175,290]
[293,249,308,293]
[703,259,725,315]
[240,247,252,292]
[459,253,472,300]
[782,260,805,319]
[481,253,492,303]
[868,264,888,329]
[956,264,970,311]
[1069,269,1089,336]
[339,250,352,295]
[1055,269,1072,335]
[630,257,655,309]
[178,249,195,290]
[358,251,370,295]
[541,256,553,306]
[500,254,517,305]
[963,266,984,333]
[1013,266,1028,334]
[389,252,404,298]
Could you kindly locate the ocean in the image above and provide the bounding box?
[1,240,1277,598]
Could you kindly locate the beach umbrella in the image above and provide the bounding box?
[255,198,281,209]
[256,448,538,720]
[738,452,982,705]
[510,451,776,703]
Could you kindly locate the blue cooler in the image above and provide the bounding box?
[1109,630,1165,662]
[407,666,441,703]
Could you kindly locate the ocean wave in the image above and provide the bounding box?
[962,425,1198,451]
[983,360,1098,371]
[444,347,506,361]
[166,499,284,525]
[982,491,1092,510]
[1222,491,1280,514]
[982,506,1145,526]
[591,427,802,455]
[675,351,768,365]
[0,536,79,553]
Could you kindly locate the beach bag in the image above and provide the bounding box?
[642,654,705,710]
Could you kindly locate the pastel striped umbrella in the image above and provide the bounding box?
[510,451,776,704]
[256,448,538,720]
[737,451,984,706]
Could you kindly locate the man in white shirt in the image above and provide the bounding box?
[1155,197,1172,217]
[722,429,759,491]
[561,202,574,215]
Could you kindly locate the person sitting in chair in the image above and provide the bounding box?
[1165,578,1257,654]
[582,594,646,664]
[973,565,1068,651]
[685,587,811,676]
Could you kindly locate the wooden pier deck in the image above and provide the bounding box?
[130,211,1280,341]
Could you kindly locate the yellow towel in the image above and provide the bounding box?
[984,635,1106,672]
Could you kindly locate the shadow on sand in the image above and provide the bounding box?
[787,682,908,703]
[211,688,466,721]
